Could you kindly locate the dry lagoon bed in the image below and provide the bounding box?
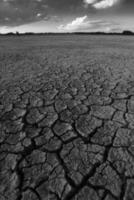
[0,35,134,200]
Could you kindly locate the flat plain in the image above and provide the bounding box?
[0,35,134,200]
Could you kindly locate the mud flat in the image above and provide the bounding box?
[0,35,134,200]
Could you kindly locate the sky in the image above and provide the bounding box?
[0,0,134,33]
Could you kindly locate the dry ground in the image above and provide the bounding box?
[0,35,134,200]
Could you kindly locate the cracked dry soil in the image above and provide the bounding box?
[0,35,134,200]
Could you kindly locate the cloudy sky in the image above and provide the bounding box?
[0,0,134,33]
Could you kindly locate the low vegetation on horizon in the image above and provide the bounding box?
[0,30,134,36]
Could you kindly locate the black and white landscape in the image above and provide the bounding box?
[0,1,134,200]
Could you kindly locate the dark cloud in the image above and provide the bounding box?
[0,0,49,26]
[0,0,95,26]
[0,0,133,31]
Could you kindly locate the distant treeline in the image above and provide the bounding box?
[0,30,134,36]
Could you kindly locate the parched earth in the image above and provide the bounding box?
[0,35,134,200]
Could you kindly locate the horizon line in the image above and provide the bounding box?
[0,30,134,36]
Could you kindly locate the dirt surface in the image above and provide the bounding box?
[0,35,134,200]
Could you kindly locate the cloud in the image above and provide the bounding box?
[58,16,88,31]
[94,0,119,9]
[58,15,119,32]
[84,0,97,4]
[84,0,120,9]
